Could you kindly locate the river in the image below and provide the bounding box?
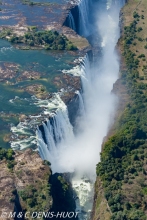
[37,0,125,219]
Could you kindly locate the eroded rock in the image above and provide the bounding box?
[0,149,52,220]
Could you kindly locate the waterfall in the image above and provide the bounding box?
[78,0,90,36]
[42,121,55,150]
[64,0,91,37]
[37,0,126,219]
[37,128,53,162]
[37,0,126,171]
[80,54,92,96]
[76,90,85,117]
[68,11,76,31]
[37,100,75,172]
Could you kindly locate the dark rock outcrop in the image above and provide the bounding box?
[49,173,77,220]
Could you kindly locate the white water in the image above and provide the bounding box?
[75,90,85,117]
[37,0,125,219]
[10,94,72,150]
[0,46,13,53]
[37,101,74,166]
[68,11,76,31]
[65,0,91,37]
[72,177,94,219]
[78,0,91,36]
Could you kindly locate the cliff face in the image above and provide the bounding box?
[92,177,111,220]
[0,149,77,220]
[0,149,52,220]
[50,173,77,220]
[93,0,147,219]
[0,160,16,220]
[92,78,129,220]
[0,0,90,215]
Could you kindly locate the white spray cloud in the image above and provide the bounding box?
[37,2,126,187]
[40,0,123,181]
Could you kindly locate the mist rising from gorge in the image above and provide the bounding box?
[47,0,123,180]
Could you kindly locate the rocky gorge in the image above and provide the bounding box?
[0,0,92,218]
[0,0,140,220]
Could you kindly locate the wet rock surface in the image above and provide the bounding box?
[0,62,19,82]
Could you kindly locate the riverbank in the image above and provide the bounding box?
[0,0,91,218]
[1,0,138,219]
[94,0,147,219]
[0,148,77,220]
[0,0,91,149]
[0,149,52,219]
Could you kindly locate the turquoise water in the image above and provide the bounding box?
[0,39,78,148]
[30,0,67,4]
[0,40,77,111]
[0,40,75,73]
[0,0,67,27]
[0,0,78,149]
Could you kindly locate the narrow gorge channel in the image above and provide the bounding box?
[37,0,126,219]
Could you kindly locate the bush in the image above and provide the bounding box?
[96,17,147,219]
[19,30,77,50]
[140,76,144,80]
[0,147,15,161]
[42,160,51,166]
[137,27,143,32]
[133,11,140,18]
[0,29,77,51]
[27,198,36,207]
[9,36,18,43]
[66,43,77,50]
[29,40,34,46]
[7,160,16,169]
[138,54,145,58]
[138,37,143,41]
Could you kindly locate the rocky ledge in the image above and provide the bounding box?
[0,148,77,220]
[0,149,52,220]
[0,0,90,51]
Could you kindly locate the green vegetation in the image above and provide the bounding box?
[0,147,15,160]
[137,27,143,32]
[96,13,147,220]
[42,160,51,166]
[138,54,145,58]
[19,182,51,211]
[0,29,12,39]
[0,147,16,169]
[57,175,69,194]
[0,29,77,50]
